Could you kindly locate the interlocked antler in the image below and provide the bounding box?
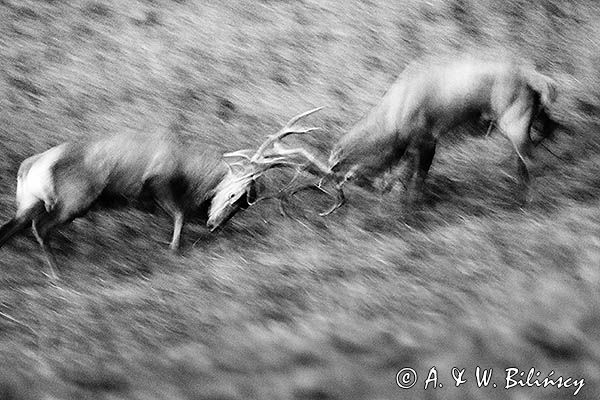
[224,107,330,173]
[252,106,325,162]
[222,107,344,216]
[264,141,346,216]
[255,107,348,215]
[223,149,254,161]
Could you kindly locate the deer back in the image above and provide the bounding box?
[72,135,178,197]
[177,144,229,211]
[16,133,226,217]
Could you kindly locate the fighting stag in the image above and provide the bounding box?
[325,57,559,213]
[207,107,333,230]
[0,133,232,278]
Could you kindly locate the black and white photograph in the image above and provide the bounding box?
[0,0,596,398]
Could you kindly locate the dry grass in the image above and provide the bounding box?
[0,0,600,398]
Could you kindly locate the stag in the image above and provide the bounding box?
[325,56,559,213]
[0,133,226,278]
[0,108,328,278]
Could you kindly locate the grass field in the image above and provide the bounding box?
[0,0,600,399]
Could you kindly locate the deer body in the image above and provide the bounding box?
[328,57,557,206]
[1,133,228,278]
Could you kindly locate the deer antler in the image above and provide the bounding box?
[274,173,346,217]
[251,107,349,215]
[223,149,254,160]
[223,106,344,216]
[318,180,346,216]
[251,106,325,162]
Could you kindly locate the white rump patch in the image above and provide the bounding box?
[16,144,68,217]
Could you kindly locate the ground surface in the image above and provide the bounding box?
[0,0,599,399]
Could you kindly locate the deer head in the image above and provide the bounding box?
[207,107,341,231]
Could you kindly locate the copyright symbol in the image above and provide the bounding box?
[396,368,418,389]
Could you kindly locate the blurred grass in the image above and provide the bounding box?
[1,0,600,398]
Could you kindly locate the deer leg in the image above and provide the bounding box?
[499,107,535,203]
[485,120,495,137]
[159,200,184,252]
[169,211,184,251]
[31,195,89,280]
[400,147,418,193]
[408,139,437,204]
[34,177,102,278]
[0,202,43,249]
[514,139,534,204]
[151,182,185,252]
[31,215,59,280]
[379,143,411,194]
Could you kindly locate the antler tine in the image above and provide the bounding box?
[268,143,331,175]
[252,156,295,165]
[319,185,345,216]
[280,106,325,132]
[252,106,325,161]
[276,175,346,217]
[223,149,254,160]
